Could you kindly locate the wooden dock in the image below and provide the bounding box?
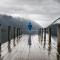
[0,34,59,60]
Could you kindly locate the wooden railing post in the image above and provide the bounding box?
[41,28,43,42]
[13,27,16,46]
[0,24,1,56]
[8,26,11,52]
[44,28,46,47]
[48,27,51,53]
[57,24,60,54]
[17,28,18,43]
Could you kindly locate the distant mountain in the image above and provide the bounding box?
[0,14,42,34]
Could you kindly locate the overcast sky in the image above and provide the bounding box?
[0,0,60,28]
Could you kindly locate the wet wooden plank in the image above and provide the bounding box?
[0,35,58,60]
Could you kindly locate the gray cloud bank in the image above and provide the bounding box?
[0,0,60,28]
[0,0,60,15]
